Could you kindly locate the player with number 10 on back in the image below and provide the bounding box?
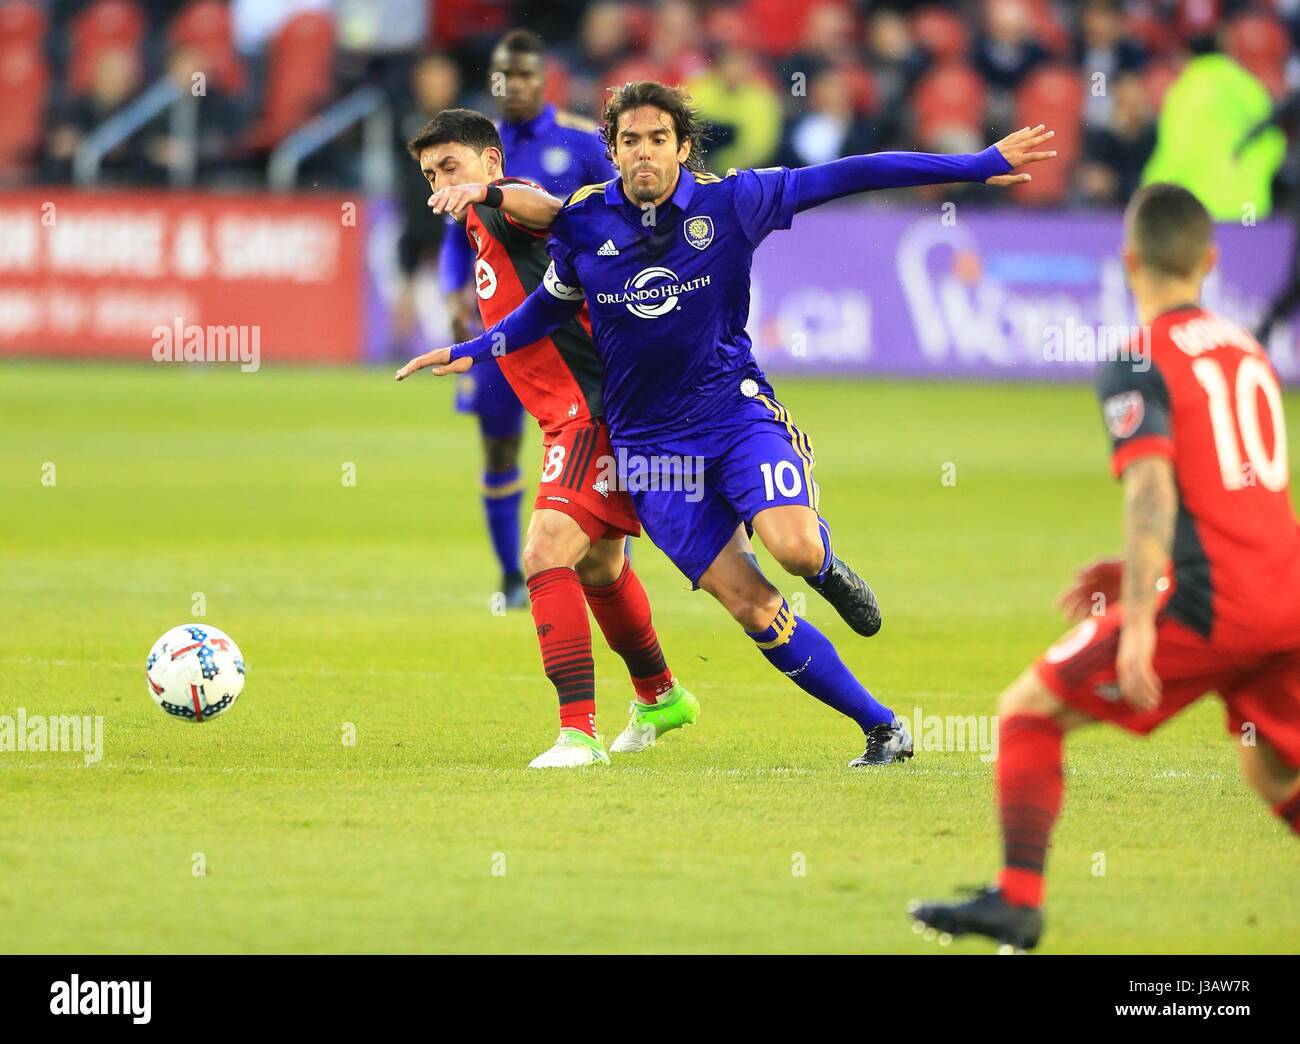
[911,183,1300,951]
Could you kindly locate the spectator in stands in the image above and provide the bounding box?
[863,7,927,152]
[391,52,462,354]
[642,0,710,84]
[973,0,1048,91]
[1078,70,1156,206]
[561,1,638,114]
[778,64,878,168]
[139,44,244,184]
[335,0,429,108]
[1076,0,1148,127]
[42,46,145,183]
[780,1,860,88]
[689,45,783,173]
[574,0,637,72]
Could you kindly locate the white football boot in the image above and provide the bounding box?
[528,727,611,768]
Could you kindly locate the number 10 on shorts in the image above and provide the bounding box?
[761,460,803,501]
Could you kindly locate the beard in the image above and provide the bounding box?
[624,165,668,203]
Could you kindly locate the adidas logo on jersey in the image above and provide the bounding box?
[592,479,609,498]
[597,239,619,256]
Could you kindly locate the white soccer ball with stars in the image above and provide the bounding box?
[145,624,245,721]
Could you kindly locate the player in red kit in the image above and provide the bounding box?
[397,109,696,768]
[910,184,1300,950]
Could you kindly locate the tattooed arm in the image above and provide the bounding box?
[1116,456,1177,711]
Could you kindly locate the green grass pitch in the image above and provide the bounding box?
[2,360,1297,953]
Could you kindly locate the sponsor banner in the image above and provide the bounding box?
[0,191,364,363]
[749,207,1298,381]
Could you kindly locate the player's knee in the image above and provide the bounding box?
[998,668,1065,720]
[767,530,825,578]
[522,531,572,577]
[574,548,623,587]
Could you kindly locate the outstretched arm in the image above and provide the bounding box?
[793,124,1058,212]
[395,269,583,379]
[428,182,563,229]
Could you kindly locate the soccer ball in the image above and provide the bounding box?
[144,624,245,721]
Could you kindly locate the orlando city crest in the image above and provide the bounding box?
[684,215,714,251]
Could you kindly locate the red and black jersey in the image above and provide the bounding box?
[465,177,604,438]
[1096,305,1300,648]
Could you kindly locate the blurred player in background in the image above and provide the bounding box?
[910,184,1300,951]
[400,109,694,768]
[440,30,613,610]
[399,82,1056,765]
[391,54,463,356]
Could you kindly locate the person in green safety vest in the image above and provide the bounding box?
[1141,37,1285,223]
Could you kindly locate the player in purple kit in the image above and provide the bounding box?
[402,82,1056,765]
[440,30,612,609]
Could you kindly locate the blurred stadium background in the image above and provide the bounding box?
[1,0,1299,376]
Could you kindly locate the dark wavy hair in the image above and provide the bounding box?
[406,108,505,164]
[600,81,709,172]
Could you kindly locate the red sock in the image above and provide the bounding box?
[527,568,596,737]
[996,713,1064,909]
[1274,787,1300,836]
[582,558,674,704]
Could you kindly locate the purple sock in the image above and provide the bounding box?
[482,467,523,579]
[811,516,833,584]
[746,599,893,731]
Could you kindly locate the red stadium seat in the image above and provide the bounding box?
[704,6,755,50]
[1011,64,1082,206]
[844,65,879,115]
[913,62,986,147]
[0,42,49,180]
[1124,9,1180,59]
[1025,2,1072,58]
[0,1,46,51]
[431,0,508,49]
[69,0,146,96]
[543,56,573,111]
[739,0,830,57]
[1226,12,1290,98]
[624,4,654,49]
[1143,59,1183,111]
[911,7,968,64]
[169,0,247,95]
[243,11,335,150]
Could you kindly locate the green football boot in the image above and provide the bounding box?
[609,683,699,753]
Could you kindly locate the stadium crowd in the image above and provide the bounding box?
[1,0,1296,211]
